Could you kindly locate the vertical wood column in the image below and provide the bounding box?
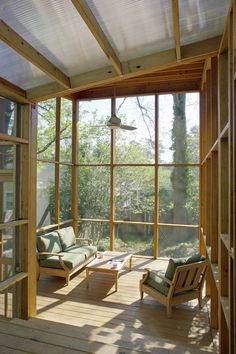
[110,98,115,250]
[72,100,78,235]
[55,98,61,225]
[154,95,158,258]
[20,104,37,318]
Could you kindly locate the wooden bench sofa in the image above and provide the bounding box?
[37,226,97,285]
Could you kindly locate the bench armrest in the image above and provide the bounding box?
[38,252,69,271]
[75,238,92,245]
[38,252,64,257]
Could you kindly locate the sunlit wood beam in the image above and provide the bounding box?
[0,20,71,89]
[71,0,122,76]
[172,0,181,61]
[0,76,29,104]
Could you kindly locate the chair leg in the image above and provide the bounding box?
[198,293,203,308]
[66,274,70,286]
[140,284,144,299]
[167,304,173,318]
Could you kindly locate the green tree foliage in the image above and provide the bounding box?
[37,95,200,256]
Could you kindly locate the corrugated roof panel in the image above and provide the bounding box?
[0,42,52,89]
[0,0,110,80]
[88,0,174,61]
[179,0,230,45]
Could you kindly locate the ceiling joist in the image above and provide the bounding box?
[0,76,29,104]
[27,35,220,102]
[0,20,71,89]
[71,0,122,76]
[172,0,181,61]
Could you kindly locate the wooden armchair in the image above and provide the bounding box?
[140,259,208,318]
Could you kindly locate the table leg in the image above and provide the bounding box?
[129,256,132,271]
[86,268,90,288]
[115,272,119,291]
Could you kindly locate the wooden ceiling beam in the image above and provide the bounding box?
[172,0,181,61]
[0,20,71,89]
[74,80,200,100]
[27,36,220,102]
[71,0,122,76]
[0,77,29,104]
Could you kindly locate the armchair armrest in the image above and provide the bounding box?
[149,270,173,286]
[144,268,173,286]
[75,238,92,245]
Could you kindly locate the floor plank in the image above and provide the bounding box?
[0,258,218,353]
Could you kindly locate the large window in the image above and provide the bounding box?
[37,98,73,229]
[37,93,199,258]
[77,93,199,257]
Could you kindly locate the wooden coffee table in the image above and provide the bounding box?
[85,251,132,291]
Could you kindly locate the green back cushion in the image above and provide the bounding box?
[37,232,62,254]
[164,253,205,282]
[164,257,187,282]
[57,226,75,251]
[186,253,205,264]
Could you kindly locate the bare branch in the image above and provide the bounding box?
[136,97,154,146]
[116,97,127,114]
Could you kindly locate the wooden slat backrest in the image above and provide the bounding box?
[172,261,208,294]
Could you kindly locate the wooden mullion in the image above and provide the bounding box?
[206,69,212,150]
[110,98,115,251]
[211,57,218,143]
[54,98,61,225]
[211,151,218,264]
[154,95,158,258]
[72,100,78,235]
[0,133,28,144]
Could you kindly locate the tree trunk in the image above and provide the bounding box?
[171,94,188,240]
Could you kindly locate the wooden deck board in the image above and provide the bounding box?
[0,258,217,353]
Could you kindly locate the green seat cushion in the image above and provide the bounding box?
[186,253,205,264]
[37,232,62,255]
[39,252,86,270]
[145,270,169,296]
[57,227,75,251]
[66,245,97,258]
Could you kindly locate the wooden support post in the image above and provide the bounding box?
[55,98,61,225]
[72,100,78,235]
[20,104,37,318]
[154,95,158,258]
[110,98,115,251]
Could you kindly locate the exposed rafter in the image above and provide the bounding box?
[0,20,71,89]
[71,0,122,76]
[172,0,181,61]
[0,76,29,104]
[201,58,211,90]
[27,36,221,102]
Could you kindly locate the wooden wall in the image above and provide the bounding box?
[200,2,236,353]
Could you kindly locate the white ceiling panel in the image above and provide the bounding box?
[179,0,231,45]
[0,0,110,81]
[87,0,175,61]
[0,41,52,89]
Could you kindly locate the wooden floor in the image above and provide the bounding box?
[0,258,218,353]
